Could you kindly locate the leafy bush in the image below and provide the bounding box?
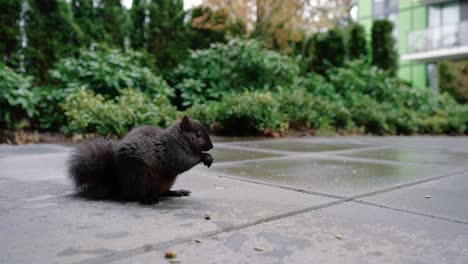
[31,85,68,130]
[371,20,398,76]
[277,88,353,131]
[277,88,315,128]
[345,94,389,135]
[296,73,341,99]
[348,23,368,60]
[173,39,300,107]
[385,107,421,135]
[420,102,467,134]
[328,60,402,103]
[0,66,37,129]
[189,91,288,135]
[311,28,346,75]
[438,60,468,103]
[62,87,177,137]
[50,46,173,98]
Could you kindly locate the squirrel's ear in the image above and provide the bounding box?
[180,115,190,131]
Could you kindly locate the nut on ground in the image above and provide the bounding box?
[204,213,212,220]
[165,251,177,259]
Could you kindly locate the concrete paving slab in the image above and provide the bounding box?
[211,156,464,197]
[0,149,334,264]
[360,172,468,223]
[210,146,283,163]
[1,137,467,264]
[337,147,468,167]
[0,152,71,182]
[111,202,468,264]
[233,140,367,153]
[358,136,468,153]
[0,144,70,159]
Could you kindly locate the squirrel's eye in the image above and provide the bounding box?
[196,131,202,137]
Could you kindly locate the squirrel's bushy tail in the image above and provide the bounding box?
[68,138,117,197]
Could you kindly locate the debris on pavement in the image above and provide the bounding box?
[165,251,177,259]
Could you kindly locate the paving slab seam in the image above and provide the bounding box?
[214,144,308,156]
[322,154,468,168]
[308,145,389,155]
[375,145,468,153]
[199,170,348,200]
[200,169,468,226]
[353,200,468,225]
[211,152,464,172]
[73,200,349,264]
[213,143,386,157]
[348,168,468,200]
[214,137,377,147]
[75,164,468,264]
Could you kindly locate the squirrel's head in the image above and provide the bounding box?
[179,116,213,153]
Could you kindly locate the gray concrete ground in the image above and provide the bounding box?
[1,136,467,264]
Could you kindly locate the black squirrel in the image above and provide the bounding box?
[67,116,214,204]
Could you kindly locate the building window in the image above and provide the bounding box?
[373,0,398,18]
[427,63,438,92]
[373,0,399,42]
[427,1,460,49]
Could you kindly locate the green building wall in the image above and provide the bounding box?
[358,0,428,88]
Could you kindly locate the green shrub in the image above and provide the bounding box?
[187,6,228,50]
[348,23,368,60]
[62,87,177,137]
[277,87,353,131]
[31,85,68,130]
[438,60,468,103]
[421,104,467,134]
[277,88,315,128]
[50,46,173,98]
[345,94,388,135]
[311,28,346,75]
[371,20,398,76]
[296,73,341,99]
[328,60,402,103]
[385,107,421,135]
[0,66,37,129]
[173,39,300,107]
[189,91,288,135]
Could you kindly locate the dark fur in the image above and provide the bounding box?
[67,116,213,204]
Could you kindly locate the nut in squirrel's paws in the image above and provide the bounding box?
[201,153,213,168]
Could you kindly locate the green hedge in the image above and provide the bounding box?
[50,46,173,98]
[189,91,288,135]
[187,60,467,136]
[2,35,467,138]
[173,39,300,107]
[62,87,177,137]
[0,66,37,129]
[348,23,368,60]
[371,20,398,76]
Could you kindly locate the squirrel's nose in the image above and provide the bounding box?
[205,141,213,151]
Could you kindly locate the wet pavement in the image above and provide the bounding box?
[1,136,467,263]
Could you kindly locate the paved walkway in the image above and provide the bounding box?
[1,136,467,263]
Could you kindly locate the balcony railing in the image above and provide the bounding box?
[407,21,468,54]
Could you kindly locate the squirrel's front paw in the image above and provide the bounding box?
[201,153,213,168]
